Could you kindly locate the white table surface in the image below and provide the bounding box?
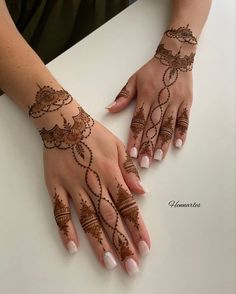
[0,0,235,293]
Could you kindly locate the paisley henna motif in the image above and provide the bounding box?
[131,105,145,139]
[40,106,134,261]
[115,83,129,100]
[53,190,71,236]
[123,155,140,178]
[176,108,189,135]
[165,24,197,45]
[159,115,174,146]
[29,85,72,118]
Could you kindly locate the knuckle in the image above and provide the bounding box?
[99,201,118,224]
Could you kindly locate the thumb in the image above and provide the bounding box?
[106,76,136,113]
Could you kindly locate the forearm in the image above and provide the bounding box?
[0,1,77,129]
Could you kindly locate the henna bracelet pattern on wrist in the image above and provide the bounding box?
[165,24,197,45]
[139,44,194,156]
[29,85,72,118]
[40,106,134,261]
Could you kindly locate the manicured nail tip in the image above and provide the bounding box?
[154,149,163,161]
[130,147,138,158]
[125,258,139,276]
[138,240,150,257]
[67,241,78,254]
[175,139,183,148]
[103,252,117,270]
[105,101,116,109]
[138,180,149,195]
[140,156,150,169]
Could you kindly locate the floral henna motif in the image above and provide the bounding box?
[40,107,134,261]
[29,85,72,118]
[165,24,198,45]
[159,115,174,146]
[80,198,103,244]
[130,104,145,139]
[176,108,189,135]
[115,83,129,100]
[123,155,140,178]
[53,190,71,236]
[116,183,140,230]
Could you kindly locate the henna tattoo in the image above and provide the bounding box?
[29,85,72,118]
[53,190,71,236]
[140,44,194,156]
[123,155,140,178]
[176,108,189,135]
[40,106,134,261]
[115,83,129,100]
[80,198,103,244]
[130,104,145,139]
[116,183,139,230]
[159,115,174,146]
[165,24,197,45]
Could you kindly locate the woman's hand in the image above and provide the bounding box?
[39,101,150,276]
[107,30,196,168]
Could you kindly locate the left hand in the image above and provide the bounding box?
[106,38,195,168]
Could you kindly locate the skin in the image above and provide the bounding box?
[0,0,211,274]
[107,0,212,168]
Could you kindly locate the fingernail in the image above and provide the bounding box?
[140,155,150,169]
[138,180,149,195]
[125,258,139,276]
[154,149,163,161]
[103,252,117,270]
[138,240,150,257]
[67,241,78,254]
[105,101,116,109]
[175,139,183,148]
[130,147,138,158]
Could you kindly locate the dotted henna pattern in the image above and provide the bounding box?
[165,24,198,45]
[40,106,134,261]
[159,115,174,146]
[53,190,71,236]
[29,85,72,118]
[176,107,189,135]
[130,104,145,139]
[123,155,140,178]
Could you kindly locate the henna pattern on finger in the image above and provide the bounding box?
[159,115,174,146]
[80,198,103,244]
[40,106,134,261]
[123,155,140,178]
[139,44,194,157]
[115,83,129,100]
[165,24,198,45]
[29,85,72,118]
[53,190,71,236]
[176,107,189,135]
[130,104,145,139]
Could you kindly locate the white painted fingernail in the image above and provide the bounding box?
[105,101,116,109]
[130,147,138,158]
[103,252,117,270]
[67,241,78,254]
[154,149,163,161]
[140,155,150,168]
[125,258,139,276]
[175,139,183,148]
[138,240,150,257]
[138,180,149,195]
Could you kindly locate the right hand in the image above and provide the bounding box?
[38,99,150,276]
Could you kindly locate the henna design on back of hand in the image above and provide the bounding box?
[115,83,129,100]
[29,85,72,118]
[159,115,174,146]
[176,107,189,135]
[130,104,145,139]
[165,24,197,45]
[53,190,71,236]
[40,106,134,261]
